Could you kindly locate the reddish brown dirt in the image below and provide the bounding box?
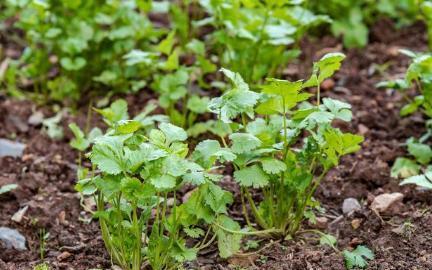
[1,21,431,270]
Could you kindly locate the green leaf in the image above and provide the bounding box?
[343,245,374,269]
[229,133,262,154]
[150,174,177,190]
[91,135,127,175]
[123,50,158,66]
[304,52,346,87]
[322,98,352,122]
[115,120,141,134]
[391,158,421,178]
[69,123,89,151]
[319,233,337,248]
[159,123,187,144]
[400,172,432,189]
[261,79,306,110]
[184,227,205,239]
[234,165,269,188]
[407,139,432,165]
[0,184,18,195]
[208,69,260,123]
[187,95,209,114]
[220,68,249,92]
[157,31,176,55]
[60,57,86,71]
[95,99,128,124]
[214,215,242,258]
[260,158,287,174]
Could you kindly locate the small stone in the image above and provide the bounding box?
[8,115,28,133]
[11,206,29,223]
[342,198,361,214]
[371,192,404,213]
[358,124,369,135]
[0,227,27,250]
[57,251,72,261]
[28,111,44,126]
[0,139,26,158]
[315,216,328,229]
[351,218,362,230]
[321,79,335,91]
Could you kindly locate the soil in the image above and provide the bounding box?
[1,20,431,270]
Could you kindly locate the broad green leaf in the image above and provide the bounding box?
[343,245,374,269]
[391,158,421,178]
[157,31,176,55]
[187,95,209,114]
[322,98,352,121]
[260,158,287,174]
[319,233,337,248]
[214,215,242,258]
[407,139,432,165]
[229,133,262,154]
[115,120,141,134]
[95,99,128,124]
[234,165,269,188]
[304,52,346,87]
[69,123,89,151]
[400,172,432,189]
[0,184,18,195]
[208,69,260,123]
[159,123,187,144]
[91,135,127,175]
[220,68,249,92]
[150,174,177,190]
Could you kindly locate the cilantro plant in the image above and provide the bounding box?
[379,50,432,189]
[310,0,420,48]
[6,0,160,103]
[196,0,329,82]
[70,99,239,269]
[343,245,374,269]
[207,53,363,238]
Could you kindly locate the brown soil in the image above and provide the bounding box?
[1,21,431,270]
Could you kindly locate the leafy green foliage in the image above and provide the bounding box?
[310,0,420,48]
[196,0,329,82]
[5,0,160,102]
[208,54,363,237]
[0,184,18,195]
[380,51,432,189]
[343,245,375,269]
[72,99,240,269]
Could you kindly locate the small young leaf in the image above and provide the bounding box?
[343,245,374,269]
[391,158,421,178]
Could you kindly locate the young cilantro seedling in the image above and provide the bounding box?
[207,53,363,239]
[379,50,432,189]
[70,99,238,269]
[343,245,374,269]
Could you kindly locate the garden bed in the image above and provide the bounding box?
[1,20,431,270]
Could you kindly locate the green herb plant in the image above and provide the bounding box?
[343,245,375,269]
[379,50,432,189]
[196,0,329,83]
[6,0,160,103]
[70,99,238,269]
[207,53,363,238]
[310,0,420,48]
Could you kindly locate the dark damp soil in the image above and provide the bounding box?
[1,20,431,270]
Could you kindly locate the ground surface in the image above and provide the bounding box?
[1,20,431,270]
